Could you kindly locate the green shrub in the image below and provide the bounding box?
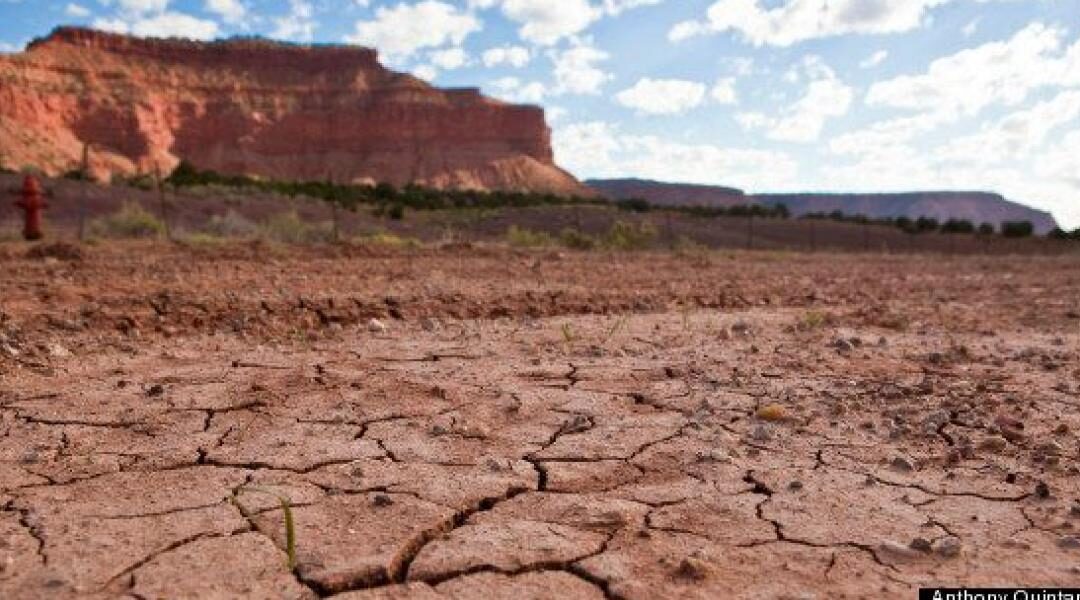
[603,220,658,250]
[90,203,165,239]
[1002,221,1034,238]
[559,228,598,250]
[260,212,333,244]
[203,209,258,238]
[354,231,421,248]
[506,225,554,247]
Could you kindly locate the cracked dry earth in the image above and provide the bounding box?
[2,246,1080,599]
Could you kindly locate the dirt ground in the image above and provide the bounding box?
[2,241,1079,599]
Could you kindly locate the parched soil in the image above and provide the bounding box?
[2,241,1079,599]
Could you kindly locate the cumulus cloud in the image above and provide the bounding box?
[549,38,611,95]
[859,50,888,68]
[710,77,738,104]
[272,0,315,41]
[866,23,1080,119]
[481,45,531,68]
[553,121,799,189]
[498,0,599,45]
[670,0,950,46]
[94,12,220,40]
[429,47,469,69]
[488,76,547,103]
[738,57,853,142]
[64,3,90,17]
[345,1,480,59]
[204,0,245,24]
[615,78,707,115]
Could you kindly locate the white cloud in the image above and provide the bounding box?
[738,57,853,142]
[710,77,738,104]
[93,11,220,39]
[859,49,888,68]
[115,0,169,16]
[601,0,664,15]
[345,1,480,59]
[481,45,531,68]
[430,47,469,69]
[615,78,707,115]
[272,0,315,41]
[498,0,600,45]
[65,3,91,17]
[549,38,610,95]
[553,121,799,189]
[412,64,437,81]
[866,23,1080,119]
[489,76,547,103]
[934,90,1080,165]
[204,0,245,24]
[670,0,950,46]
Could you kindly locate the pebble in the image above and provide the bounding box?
[879,540,921,558]
[749,424,774,442]
[675,557,711,581]
[47,343,71,358]
[788,480,804,491]
[756,404,787,422]
[367,318,388,333]
[832,338,855,352]
[909,537,933,553]
[731,321,752,337]
[1058,536,1080,550]
[978,435,1008,452]
[372,494,394,507]
[890,455,916,472]
[934,536,963,558]
[1070,503,1080,518]
[562,414,591,434]
[1035,481,1051,499]
[146,384,165,397]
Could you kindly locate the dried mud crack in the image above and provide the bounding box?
[2,246,1080,598]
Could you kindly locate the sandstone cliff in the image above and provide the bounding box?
[0,27,591,196]
[589,178,1059,234]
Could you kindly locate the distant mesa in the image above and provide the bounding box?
[588,178,1059,234]
[0,27,591,196]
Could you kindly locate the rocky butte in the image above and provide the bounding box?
[589,178,1059,234]
[0,27,591,195]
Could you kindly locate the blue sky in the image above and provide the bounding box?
[1,0,1079,227]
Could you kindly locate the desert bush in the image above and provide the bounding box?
[506,225,554,248]
[260,212,333,244]
[559,228,598,250]
[89,203,165,239]
[941,219,975,234]
[603,220,658,250]
[1001,221,1034,238]
[203,209,259,238]
[978,222,996,235]
[354,231,421,248]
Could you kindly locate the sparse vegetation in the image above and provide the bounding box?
[260,211,334,244]
[230,486,297,571]
[1001,221,1035,238]
[506,225,554,248]
[353,230,421,248]
[89,202,165,239]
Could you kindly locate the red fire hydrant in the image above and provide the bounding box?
[14,175,47,241]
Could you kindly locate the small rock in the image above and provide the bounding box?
[832,338,855,352]
[934,536,963,558]
[46,343,71,358]
[788,480,804,491]
[756,404,787,422]
[674,557,711,581]
[879,540,921,558]
[1035,441,1063,456]
[367,318,388,334]
[978,435,1008,452]
[749,424,773,442]
[909,537,933,553]
[419,317,440,332]
[1058,536,1080,550]
[731,321,752,337]
[372,494,394,507]
[1070,503,1080,518]
[146,384,165,398]
[1035,481,1051,499]
[1055,423,1071,435]
[890,455,915,472]
[561,414,591,434]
